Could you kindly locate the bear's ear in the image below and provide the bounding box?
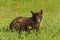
[31,10,34,15]
[40,10,43,15]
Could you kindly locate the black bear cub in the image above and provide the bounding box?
[9,10,43,33]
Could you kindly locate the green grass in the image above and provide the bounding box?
[0,0,60,40]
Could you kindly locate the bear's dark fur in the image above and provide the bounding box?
[9,10,43,33]
[10,17,28,32]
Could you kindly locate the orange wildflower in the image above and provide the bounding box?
[16,2,19,7]
[2,16,5,20]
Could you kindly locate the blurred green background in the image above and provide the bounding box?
[0,0,60,40]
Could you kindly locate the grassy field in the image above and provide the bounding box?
[0,0,60,40]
